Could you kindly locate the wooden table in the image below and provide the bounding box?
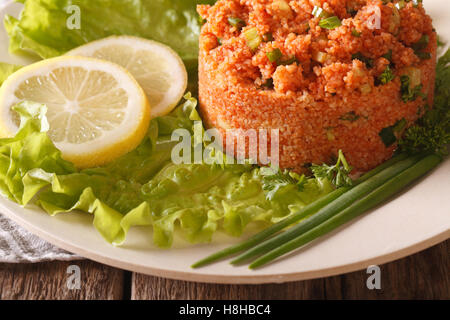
[0,240,448,300]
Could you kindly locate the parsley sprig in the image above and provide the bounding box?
[261,169,306,201]
[311,150,353,188]
[399,49,450,156]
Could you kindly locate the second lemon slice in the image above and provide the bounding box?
[67,36,188,117]
[0,56,151,168]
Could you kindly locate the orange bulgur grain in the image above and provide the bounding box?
[198,0,436,171]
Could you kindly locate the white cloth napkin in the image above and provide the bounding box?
[0,213,81,263]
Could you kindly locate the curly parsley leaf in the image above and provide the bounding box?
[311,150,353,188]
[400,116,450,156]
[399,48,450,156]
[262,169,306,201]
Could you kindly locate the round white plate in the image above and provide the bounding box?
[0,0,448,284]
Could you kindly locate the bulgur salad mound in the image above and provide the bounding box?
[198,0,437,171]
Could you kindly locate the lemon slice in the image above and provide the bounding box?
[0,56,151,168]
[67,36,188,117]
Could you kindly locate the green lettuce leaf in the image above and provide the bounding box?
[0,97,333,248]
[5,0,215,91]
[0,62,22,86]
[0,0,335,248]
[0,101,75,202]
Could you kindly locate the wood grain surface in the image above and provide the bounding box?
[0,240,448,300]
[131,240,449,300]
[0,260,125,300]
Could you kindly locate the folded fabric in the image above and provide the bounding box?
[0,213,81,263]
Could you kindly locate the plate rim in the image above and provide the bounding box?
[0,0,449,284]
[1,200,449,284]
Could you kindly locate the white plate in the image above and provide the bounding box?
[0,0,449,284]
